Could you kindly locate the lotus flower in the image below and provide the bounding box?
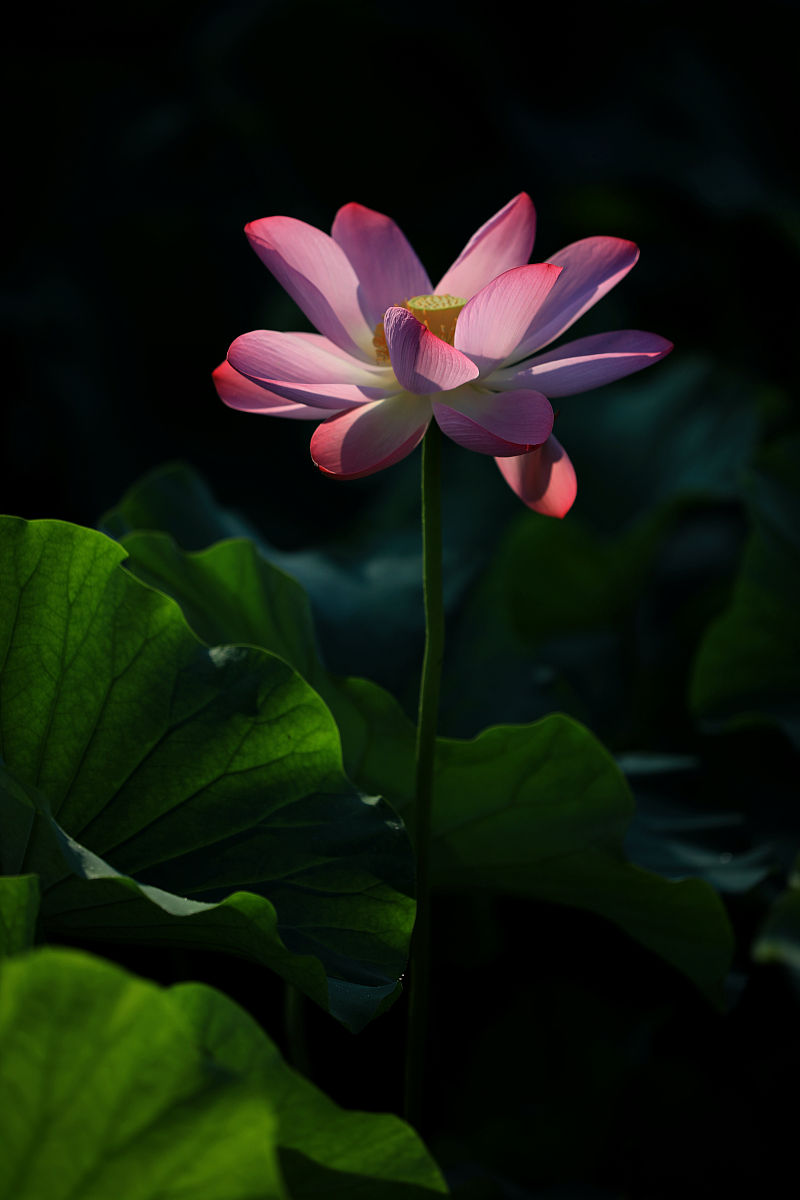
[215,194,672,517]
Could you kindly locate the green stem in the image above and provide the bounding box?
[404,421,445,1130]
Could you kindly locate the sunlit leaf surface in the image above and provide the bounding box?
[0,518,415,1030]
[0,949,285,1199]
[174,982,449,1197]
[0,948,448,1199]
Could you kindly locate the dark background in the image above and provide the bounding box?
[5,0,797,538]
[5,2,799,1197]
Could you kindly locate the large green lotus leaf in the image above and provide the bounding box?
[0,948,285,1200]
[420,717,733,1007]
[97,472,734,998]
[115,528,417,791]
[324,677,416,808]
[0,876,39,958]
[173,982,449,1197]
[101,477,733,1001]
[753,857,800,971]
[0,517,414,1030]
[690,444,800,745]
[117,530,323,684]
[0,948,448,1199]
[0,764,37,876]
[321,688,733,1005]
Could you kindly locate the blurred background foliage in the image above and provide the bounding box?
[4,0,799,1196]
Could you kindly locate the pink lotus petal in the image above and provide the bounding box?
[454,264,563,377]
[212,361,326,419]
[433,386,554,456]
[496,435,577,517]
[435,194,536,300]
[491,330,674,396]
[227,330,390,385]
[227,330,392,410]
[510,237,640,361]
[235,376,387,411]
[332,202,432,328]
[383,307,479,395]
[310,394,431,479]
[245,216,374,359]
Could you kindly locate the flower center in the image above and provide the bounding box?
[404,294,467,344]
[372,293,467,363]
